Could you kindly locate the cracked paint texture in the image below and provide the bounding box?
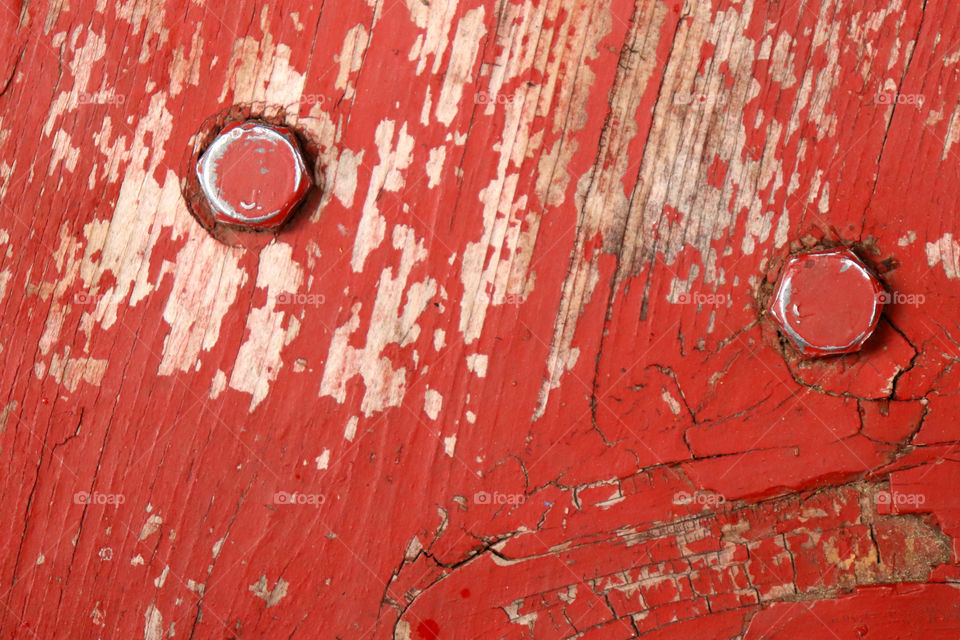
[1,0,959,639]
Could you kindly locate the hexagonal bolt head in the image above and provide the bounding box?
[196,121,311,229]
[769,248,886,357]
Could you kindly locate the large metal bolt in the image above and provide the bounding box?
[769,248,886,357]
[196,121,311,229]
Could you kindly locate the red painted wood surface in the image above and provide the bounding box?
[2,1,960,638]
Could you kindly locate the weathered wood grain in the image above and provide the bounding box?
[1,0,959,638]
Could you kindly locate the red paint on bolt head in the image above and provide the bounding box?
[196,121,311,228]
[769,248,886,357]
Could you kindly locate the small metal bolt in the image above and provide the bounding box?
[196,121,311,229]
[769,248,886,357]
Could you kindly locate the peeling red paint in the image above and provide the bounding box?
[2,0,959,638]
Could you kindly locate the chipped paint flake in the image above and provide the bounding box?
[144,604,163,640]
[661,389,683,416]
[217,35,306,116]
[925,233,960,279]
[443,434,457,457]
[465,353,488,378]
[332,149,364,209]
[351,121,415,272]
[503,599,538,632]
[209,370,227,399]
[424,388,443,420]
[435,8,486,126]
[249,575,289,608]
[405,0,457,75]
[315,449,331,470]
[344,416,359,442]
[158,191,247,376]
[426,146,446,188]
[322,226,437,416]
[335,24,369,96]
[139,514,163,541]
[153,565,169,588]
[228,243,304,410]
